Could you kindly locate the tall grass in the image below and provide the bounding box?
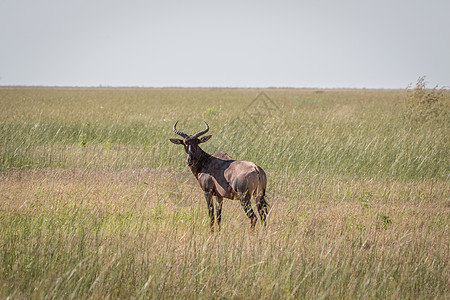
[0,86,449,298]
[1,169,448,299]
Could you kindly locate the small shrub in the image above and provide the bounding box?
[357,190,373,209]
[378,214,392,229]
[78,131,87,147]
[404,76,449,124]
[203,107,219,116]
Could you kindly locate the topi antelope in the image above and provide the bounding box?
[170,121,269,232]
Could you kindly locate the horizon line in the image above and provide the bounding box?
[0,84,409,91]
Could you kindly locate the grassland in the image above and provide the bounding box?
[0,86,449,299]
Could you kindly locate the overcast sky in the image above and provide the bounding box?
[1,0,449,88]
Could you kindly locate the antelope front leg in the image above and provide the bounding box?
[215,196,223,231]
[204,191,215,233]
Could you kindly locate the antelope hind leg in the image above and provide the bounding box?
[239,193,257,230]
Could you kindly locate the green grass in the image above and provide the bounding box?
[1,87,448,179]
[0,86,449,299]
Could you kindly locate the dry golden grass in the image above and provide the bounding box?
[1,168,448,299]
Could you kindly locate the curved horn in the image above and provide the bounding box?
[192,121,210,138]
[173,121,189,138]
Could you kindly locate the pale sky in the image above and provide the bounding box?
[1,0,449,88]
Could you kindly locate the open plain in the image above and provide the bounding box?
[0,86,448,299]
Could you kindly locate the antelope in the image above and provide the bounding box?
[170,121,269,232]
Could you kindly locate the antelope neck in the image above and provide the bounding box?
[189,146,211,177]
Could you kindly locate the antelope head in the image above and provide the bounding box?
[169,121,212,166]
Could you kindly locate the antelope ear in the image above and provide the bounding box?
[199,135,212,143]
[169,138,183,145]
